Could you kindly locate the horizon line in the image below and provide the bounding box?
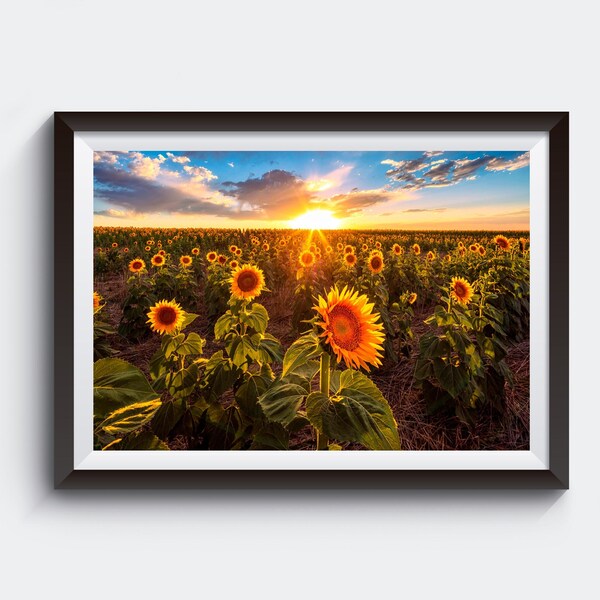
[93,225,530,232]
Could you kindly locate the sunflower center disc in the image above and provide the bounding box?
[158,306,177,325]
[238,272,258,292]
[329,305,361,351]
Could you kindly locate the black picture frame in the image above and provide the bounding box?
[54,111,569,489]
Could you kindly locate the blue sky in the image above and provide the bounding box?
[94,149,530,229]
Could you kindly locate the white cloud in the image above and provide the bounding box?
[485,152,530,172]
[128,152,164,179]
[183,165,218,182]
[381,158,403,168]
[166,152,191,164]
[94,151,120,164]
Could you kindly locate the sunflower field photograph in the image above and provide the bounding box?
[92,148,530,451]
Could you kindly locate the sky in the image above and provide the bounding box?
[93,149,530,230]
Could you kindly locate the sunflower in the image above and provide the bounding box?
[367,251,384,274]
[151,253,166,267]
[111,242,118,248]
[128,258,145,273]
[299,250,316,268]
[279,239,287,248]
[478,246,486,256]
[344,252,357,266]
[158,249,166,256]
[206,251,217,263]
[230,264,265,300]
[392,243,402,255]
[147,300,185,335]
[408,292,417,305]
[180,255,192,268]
[230,260,239,269]
[262,243,270,251]
[426,251,435,261]
[144,245,151,252]
[412,243,421,255]
[229,245,238,253]
[375,241,382,249]
[450,277,474,305]
[191,247,200,255]
[326,245,333,254]
[314,286,385,372]
[469,244,478,252]
[344,245,354,255]
[494,235,510,250]
[93,291,102,312]
[519,237,527,253]
[362,243,369,252]
[123,247,129,253]
[235,248,242,256]
[336,243,343,251]
[217,254,227,265]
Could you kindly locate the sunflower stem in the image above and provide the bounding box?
[316,352,330,451]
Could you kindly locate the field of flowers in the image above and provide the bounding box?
[93,226,530,451]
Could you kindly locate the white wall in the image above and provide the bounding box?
[1,1,595,597]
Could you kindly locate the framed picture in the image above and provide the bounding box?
[55,112,568,489]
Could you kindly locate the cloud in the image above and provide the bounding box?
[221,169,314,220]
[321,188,412,218]
[402,207,447,213]
[452,156,494,180]
[166,152,191,164]
[423,160,453,182]
[128,152,165,179]
[93,208,134,219]
[305,165,354,193]
[383,150,530,191]
[94,162,235,218]
[94,151,121,164]
[382,156,429,176]
[183,165,218,182]
[228,162,235,168]
[486,152,530,172]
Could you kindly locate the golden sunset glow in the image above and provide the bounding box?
[305,179,333,192]
[289,210,340,230]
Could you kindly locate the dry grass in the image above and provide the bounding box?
[95,274,530,451]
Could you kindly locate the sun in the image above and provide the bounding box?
[289,209,340,230]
